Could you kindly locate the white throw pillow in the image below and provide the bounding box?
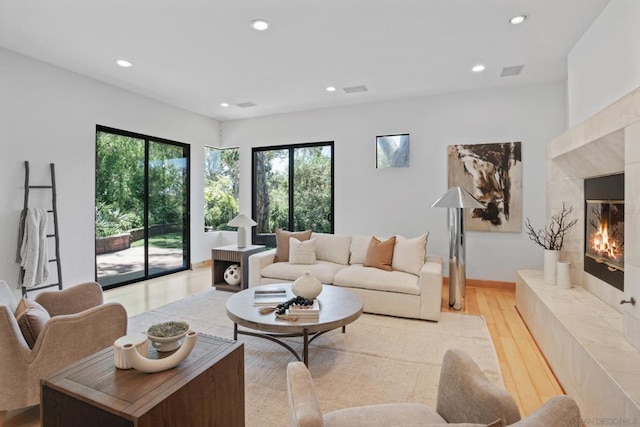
[312,233,352,265]
[392,233,428,276]
[289,237,317,265]
[349,235,373,265]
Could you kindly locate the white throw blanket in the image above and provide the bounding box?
[18,208,49,287]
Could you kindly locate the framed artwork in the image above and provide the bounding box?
[447,142,522,232]
[376,134,410,168]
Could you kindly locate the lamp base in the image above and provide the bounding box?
[448,258,466,310]
[237,227,247,248]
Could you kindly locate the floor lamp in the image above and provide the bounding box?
[431,187,484,310]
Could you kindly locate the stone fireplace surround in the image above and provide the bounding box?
[516,87,640,421]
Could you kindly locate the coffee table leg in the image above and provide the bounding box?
[303,329,309,366]
[342,326,346,333]
[234,323,238,340]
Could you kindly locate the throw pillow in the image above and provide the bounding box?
[15,298,50,349]
[289,237,317,265]
[349,235,372,265]
[273,229,312,263]
[312,233,352,265]
[392,233,428,276]
[364,236,396,271]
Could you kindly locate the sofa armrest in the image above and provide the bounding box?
[35,282,104,316]
[418,256,443,321]
[248,249,276,288]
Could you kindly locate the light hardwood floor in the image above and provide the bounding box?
[2,268,562,426]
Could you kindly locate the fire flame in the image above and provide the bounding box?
[591,222,618,259]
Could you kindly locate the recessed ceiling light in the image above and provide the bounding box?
[250,19,270,31]
[471,64,486,73]
[220,103,230,107]
[326,86,336,92]
[116,59,133,68]
[509,15,527,25]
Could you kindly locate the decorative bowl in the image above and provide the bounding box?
[146,321,190,352]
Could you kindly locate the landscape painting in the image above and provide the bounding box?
[376,134,410,168]
[447,142,522,232]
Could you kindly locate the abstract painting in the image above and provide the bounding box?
[376,134,410,168]
[448,142,522,232]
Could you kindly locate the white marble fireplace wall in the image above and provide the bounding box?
[546,87,640,349]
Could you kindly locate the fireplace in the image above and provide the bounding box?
[584,173,624,291]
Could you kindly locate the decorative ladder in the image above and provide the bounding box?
[19,161,63,296]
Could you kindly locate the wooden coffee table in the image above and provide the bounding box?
[226,284,363,366]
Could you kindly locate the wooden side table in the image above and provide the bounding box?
[41,334,244,427]
[212,244,266,292]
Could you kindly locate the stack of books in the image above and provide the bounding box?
[287,299,320,321]
[253,288,288,307]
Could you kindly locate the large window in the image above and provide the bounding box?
[252,142,334,247]
[204,146,240,231]
[95,126,190,289]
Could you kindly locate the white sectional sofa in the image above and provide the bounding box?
[248,232,443,321]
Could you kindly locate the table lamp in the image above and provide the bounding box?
[227,214,257,248]
[430,186,484,310]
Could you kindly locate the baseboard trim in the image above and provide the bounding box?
[444,277,515,291]
[191,259,212,269]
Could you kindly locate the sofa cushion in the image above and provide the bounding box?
[349,235,372,265]
[364,236,396,271]
[312,233,352,265]
[392,233,428,276]
[334,265,421,295]
[15,298,50,349]
[289,237,317,265]
[262,261,347,284]
[274,229,312,263]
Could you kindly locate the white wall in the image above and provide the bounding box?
[222,82,567,282]
[568,0,640,127]
[0,48,220,294]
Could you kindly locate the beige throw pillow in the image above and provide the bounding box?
[289,237,317,265]
[15,298,50,349]
[392,233,428,275]
[273,229,312,263]
[364,236,396,271]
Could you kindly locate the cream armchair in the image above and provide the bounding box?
[287,348,581,427]
[0,280,127,412]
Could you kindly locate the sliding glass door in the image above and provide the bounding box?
[95,126,190,289]
[252,142,334,247]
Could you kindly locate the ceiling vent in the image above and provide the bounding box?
[236,102,257,108]
[343,85,368,94]
[501,65,524,77]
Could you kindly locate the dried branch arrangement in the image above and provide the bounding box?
[525,203,578,250]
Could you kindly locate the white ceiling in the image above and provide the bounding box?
[0,0,611,122]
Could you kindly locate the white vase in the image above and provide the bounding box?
[123,331,197,373]
[543,249,560,285]
[292,271,322,299]
[113,333,148,369]
[557,261,572,289]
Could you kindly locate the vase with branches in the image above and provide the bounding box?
[525,203,577,284]
[525,203,578,250]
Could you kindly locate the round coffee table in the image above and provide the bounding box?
[226,284,363,366]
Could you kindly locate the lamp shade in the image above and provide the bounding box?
[227,214,257,227]
[430,186,484,209]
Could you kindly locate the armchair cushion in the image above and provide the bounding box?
[15,298,50,348]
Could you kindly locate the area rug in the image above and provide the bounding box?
[128,288,503,427]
